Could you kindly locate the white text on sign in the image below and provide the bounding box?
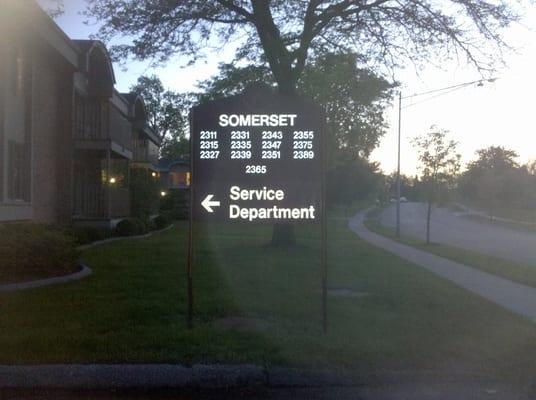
[219,114,298,127]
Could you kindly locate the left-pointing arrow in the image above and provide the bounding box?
[201,194,221,213]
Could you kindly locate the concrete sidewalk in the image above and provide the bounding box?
[349,210,536,321]
[0,364,522,396]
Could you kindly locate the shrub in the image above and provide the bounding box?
[159,210,174,222]
[115,218,147,237]
[0,223,79,279]
[130,168,159,218]
[146,218,157,231]
[160,189,189,220]
[72,226,111,245]
[153,215,170,230]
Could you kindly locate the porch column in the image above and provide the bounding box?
[106,149,111,219]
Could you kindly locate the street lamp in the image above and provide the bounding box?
[396,92,402,237]
[395,77,496,237]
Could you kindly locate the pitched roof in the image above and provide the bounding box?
[158,158,190,171]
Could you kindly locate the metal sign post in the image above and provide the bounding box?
[187,110,195,330]
[321,116,328,334]
[186,85,327,331]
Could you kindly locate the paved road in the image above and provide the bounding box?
[350,210,536,320]
[3,365,530,399]
[379,202,536,266]
[2,384,532,400]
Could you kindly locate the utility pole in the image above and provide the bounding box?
[394,78,495,238]
[396,91,402,237]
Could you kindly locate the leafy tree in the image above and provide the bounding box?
[83,0,518,95]
[83,0,518,246]
[130,168,159,219]
[459,146,522,216]
[197,64,272,102]
[199,53,393,163]
[130,75,189,159]
[327,158,381,212]
[159,137,190,160]
[300,53,394,161]
[384,173,421,202]
[197,52,392,244]
[525,160,536,176]
[413,127,461,244]
[467,146,519,172]
[459,148,536,220]
[473,169,502,221]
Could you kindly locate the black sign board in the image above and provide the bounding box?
[190,86,325,223]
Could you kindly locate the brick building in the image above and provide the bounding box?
[0,0,160,226]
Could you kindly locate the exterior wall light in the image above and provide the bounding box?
[160,191,167,197]
[152,172,158,177]
[109,177,117,184]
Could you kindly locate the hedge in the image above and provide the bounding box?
[0,223,79,280]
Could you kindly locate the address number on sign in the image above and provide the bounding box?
[245,165,267,174]
[293,150,314,159]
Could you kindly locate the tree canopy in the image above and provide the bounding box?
[84,0,520,94]
[301,53,394,160]
[413,126,461,243]
[413,127,461,189]
[198,52,394,161]
[467,146,520,172]
[458,146,536,214]
[130,75,189,159]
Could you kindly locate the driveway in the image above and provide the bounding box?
[379,202,536,266]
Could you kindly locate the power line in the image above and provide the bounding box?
[402,84,473,109]
[394,76,496,237]
[401,78,495,100]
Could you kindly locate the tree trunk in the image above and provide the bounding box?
[269,72,297,246]
[250,1,302,246]
[277,77,296,96]
[426,201,432,245]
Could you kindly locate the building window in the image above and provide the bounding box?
[3,41,31,203]
[9,46,24,96]
[170,171,190,188]
[104,158,129,188]
[0,40,5,201]
[7,140,30,202]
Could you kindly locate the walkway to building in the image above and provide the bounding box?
[349,210,536,321]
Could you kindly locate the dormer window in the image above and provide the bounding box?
[86,44,115,98]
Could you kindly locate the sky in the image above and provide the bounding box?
[43,0,536,176]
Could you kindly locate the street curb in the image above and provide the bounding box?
[0,264,92,294]
[77,224,174,251]
[0,364,503,390]
[0,224,175,294]
[453,203,536,227]
[0,365,265,389]
[267,367,367,387]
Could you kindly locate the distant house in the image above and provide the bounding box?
[157,158,190,219]
[0,0,160,226]
[158,158,191,192]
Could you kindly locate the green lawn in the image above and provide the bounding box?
[458,201,536,232]
[467,203,536,224]
[1,214,536,381]
[365,215,536,288]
